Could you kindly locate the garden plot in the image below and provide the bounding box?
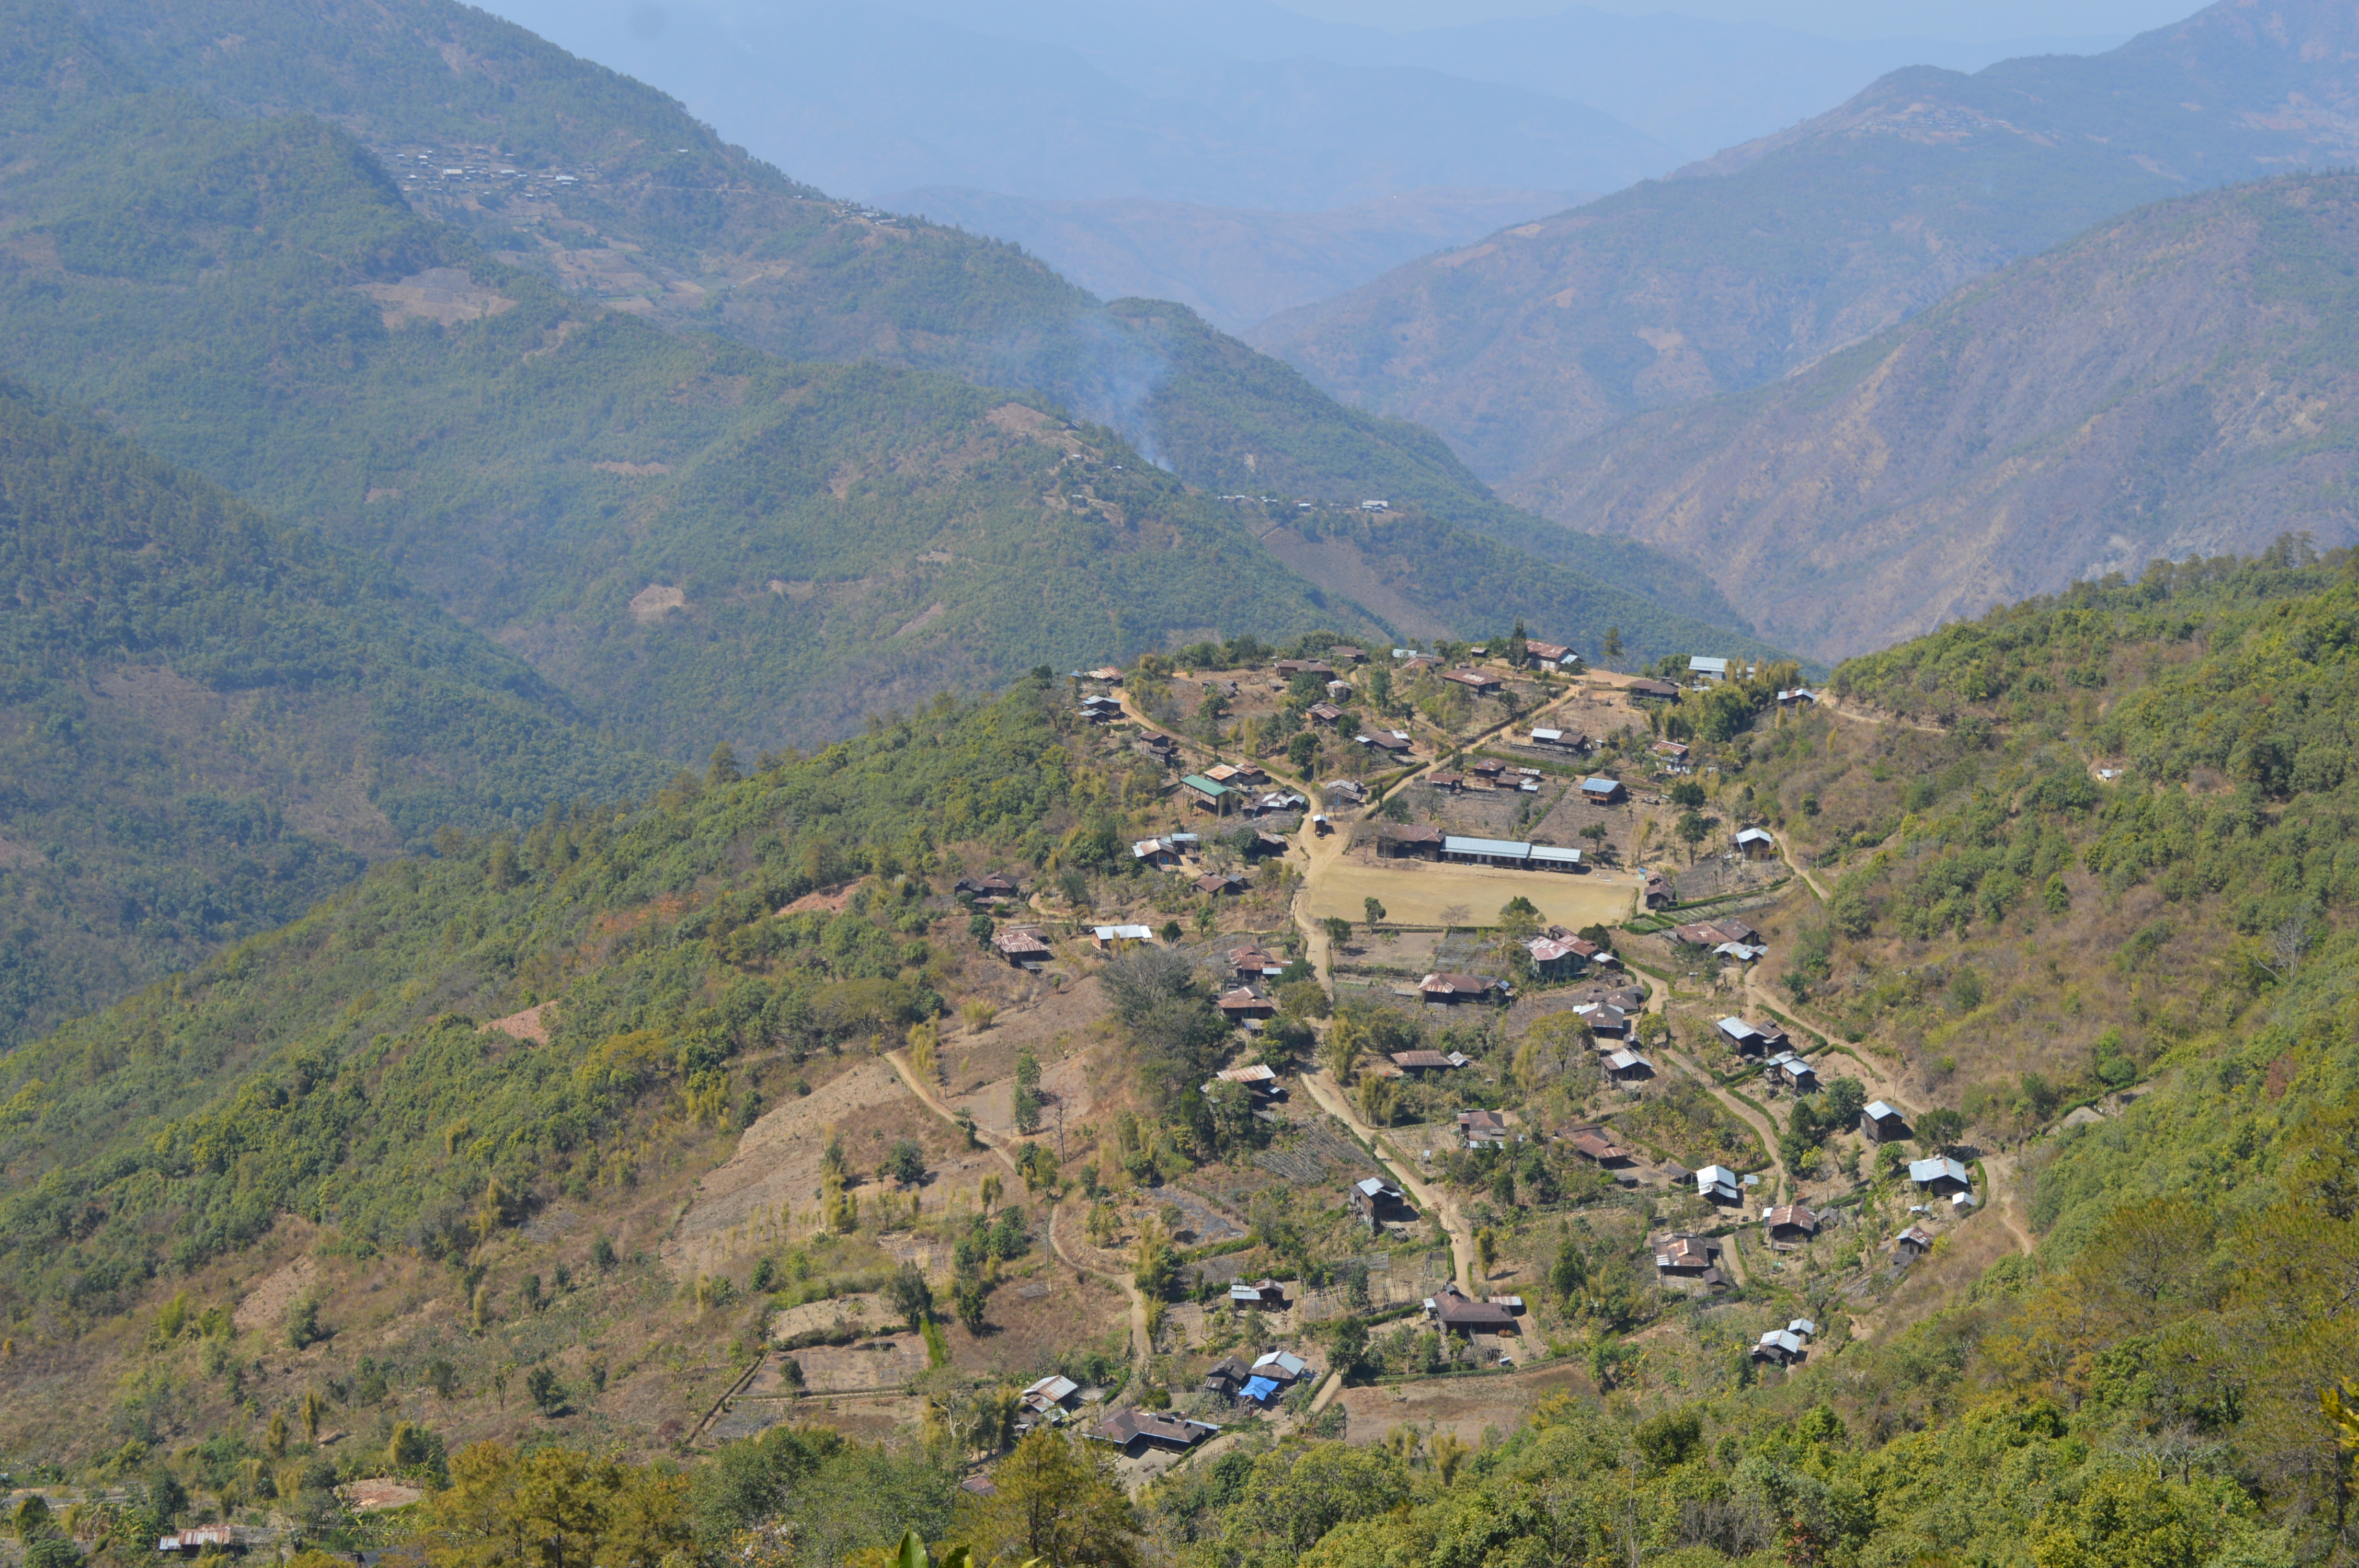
[1253,1119,1383,1184]
[1291,1249,1454,1323]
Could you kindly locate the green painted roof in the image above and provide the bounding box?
[1181,774,1232,795]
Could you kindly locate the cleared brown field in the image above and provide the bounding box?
[1304,857,1639,928]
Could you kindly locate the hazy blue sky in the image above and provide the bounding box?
[476,0,2232,327]
[1244,0,2195,44]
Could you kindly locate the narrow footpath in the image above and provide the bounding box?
[883,1048,1153,1358]
[1630,969,1789,1212]
[1297,1069,1476,1294]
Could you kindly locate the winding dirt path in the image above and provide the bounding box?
[1630,970,1790,1208]
[1781,847,1830,901]
[1979,1151,2038,1258]
[1298,1069,1475,1294]
[883,1048,1152,1358]
[1818,696,1948,735]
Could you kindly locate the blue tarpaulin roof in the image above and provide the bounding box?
[1242,1376,1280,1402]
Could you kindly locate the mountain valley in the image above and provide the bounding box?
[1519,174,2359,658]
[1258,0,2359,489]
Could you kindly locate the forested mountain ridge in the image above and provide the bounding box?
[0,82,1377,749]
[0,7,1784,1043]
[1510,172,2359,659]
[0,678,1102,1457]
[0,377,668,1053]
[1255,0,2359,492]
[47,0,1751,642]
[1640,546,2359,1553]
[0,6,1782,735]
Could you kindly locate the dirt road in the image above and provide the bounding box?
[1630,969,1788,1215]
[1298,1069,1474,1294]
[1781,847,1830,901]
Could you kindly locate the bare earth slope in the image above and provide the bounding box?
[1255,0,2359,487]
[1516,175,2359,660]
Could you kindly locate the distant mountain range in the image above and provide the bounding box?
[1258,0,2359,485]
[1516,173,2359,660]
[482,0,2115,330]
[0,0,1794,1035]
[16,0,1768,661]
[887,186,1588,336]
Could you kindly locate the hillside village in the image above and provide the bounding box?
[6,1,2356,1564]
[5,533,2351,1568]
[0,618,2036,1537]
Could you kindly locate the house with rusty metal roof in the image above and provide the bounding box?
[992,927,1052,969]
[1425,1281,1517,1336]
[1088,1409,1220,1452]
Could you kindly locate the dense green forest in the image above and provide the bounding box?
[0,680,1082,1327]
[0,377,666,1051]
[0,50,1777,754]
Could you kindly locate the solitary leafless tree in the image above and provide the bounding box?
[2272,917,2311,978]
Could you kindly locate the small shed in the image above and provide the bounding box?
[1088,1410,1220,1453]
[1181,775,1236,814]
[1349,1175,1414,1229]
[1203,1356,1251,1398]
[1131,837,1185,869]
[1229,1277,1288,1310]
[1602,1048,1655,1082]
[1456,1108,1512,1146]
[1422,972,1510,1004]
[1716,1016,1767,1054]
[1696,1164,1743,1204]
[992,927,1053,970]
[1568,1131,1630,1166]
[1579,777,1627,804]
[1761,1205,1819,1243]
[1654,1234,1723,1284]
[955,871,1022,902]
[1216,986,1275,1020]
[1377,824,1444,860]
[1910,1156,1973,1195]
[1251,1350,1310,1385]
[1427,1282,1517,1336]
[1861,1100,1909,1142]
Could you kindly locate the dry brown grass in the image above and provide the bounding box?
[1306,855,1637,928]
